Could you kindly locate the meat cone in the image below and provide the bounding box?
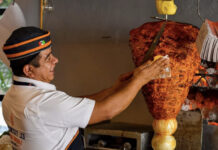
[129,21,200,150]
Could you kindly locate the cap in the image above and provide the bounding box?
[3,27,52,60]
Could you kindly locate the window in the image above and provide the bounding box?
[0,0,13,19]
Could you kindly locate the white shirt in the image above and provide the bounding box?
[2,76,95,150]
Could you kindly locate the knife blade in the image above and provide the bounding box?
[142,21,166,63]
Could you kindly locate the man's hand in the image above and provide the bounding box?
[132,56,170,86]
[112,71,133,90]
[113,56,170,91]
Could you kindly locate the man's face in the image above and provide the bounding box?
[30,47,58,83]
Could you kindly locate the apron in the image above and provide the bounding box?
[13,80,85,150]
[66,130,84,150]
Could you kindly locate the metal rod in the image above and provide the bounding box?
[165,14,168,21]
[40,0,44,29]
[151,16,167,21]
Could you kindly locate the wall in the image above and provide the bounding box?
[16,0,40,27]
[42,0,218,125]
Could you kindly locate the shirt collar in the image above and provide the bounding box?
[13,75,56,90]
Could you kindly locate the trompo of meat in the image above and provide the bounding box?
[129,21,200,119]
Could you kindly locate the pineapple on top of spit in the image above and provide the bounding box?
[156,0,177,15]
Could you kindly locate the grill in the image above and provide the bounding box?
[84,123,154,150]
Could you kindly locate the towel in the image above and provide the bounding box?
[196,19,218,62]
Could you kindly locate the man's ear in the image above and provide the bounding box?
[23,64,34,78]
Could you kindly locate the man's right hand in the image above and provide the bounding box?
[132,56,170,86]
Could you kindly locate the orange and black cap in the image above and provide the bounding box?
[3,27,52,60]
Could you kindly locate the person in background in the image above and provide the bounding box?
[2,27,169,150]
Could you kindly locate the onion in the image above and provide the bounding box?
[152,135,176,150]
[152,119,177,135]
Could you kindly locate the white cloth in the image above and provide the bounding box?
[0,2,26,67]
[2,76,95,150]
[0,101,8,134]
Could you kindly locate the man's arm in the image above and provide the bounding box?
[82,87,115,102]
[88,57,169,125]
[83,72,133,101]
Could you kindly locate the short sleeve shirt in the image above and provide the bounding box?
[2,76,95,150]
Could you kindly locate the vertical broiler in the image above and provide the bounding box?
[130,20,200,150]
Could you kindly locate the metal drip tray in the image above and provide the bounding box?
[84,122,154,150]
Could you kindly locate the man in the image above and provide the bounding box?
[2,27,169,150]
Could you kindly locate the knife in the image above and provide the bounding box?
[142,21,166,63]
